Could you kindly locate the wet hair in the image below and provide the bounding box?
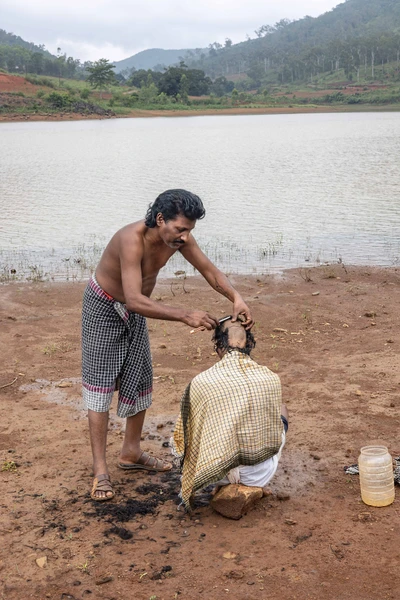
[144,189,206,228]
[212,319,256,356]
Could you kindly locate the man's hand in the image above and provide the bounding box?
[183,310,219,330]
[231,297,254,329]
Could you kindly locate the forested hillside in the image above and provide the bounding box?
[0,29,53,56]
[182,0,400,86]
[0,29,91,79]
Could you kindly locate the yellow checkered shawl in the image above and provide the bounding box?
[173,350,283,509]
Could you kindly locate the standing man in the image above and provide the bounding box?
[83,189,253,500]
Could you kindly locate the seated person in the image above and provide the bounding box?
[172,317,288,509]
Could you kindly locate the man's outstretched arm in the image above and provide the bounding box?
[180,237,254,328]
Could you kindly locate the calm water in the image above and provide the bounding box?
[1,112,400,280]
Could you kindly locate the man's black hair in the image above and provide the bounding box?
[212,320,256,356]
[144,189,206,228]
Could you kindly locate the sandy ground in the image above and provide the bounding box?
[2,105,399,124]
[1,266,400,600]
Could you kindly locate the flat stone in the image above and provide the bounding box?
[211,484,263,520]
[36,556,47,568]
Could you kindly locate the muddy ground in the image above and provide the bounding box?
[1,266,399,599]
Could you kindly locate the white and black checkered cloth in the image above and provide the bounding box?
[345,458,400,485]
[82,275,152,418]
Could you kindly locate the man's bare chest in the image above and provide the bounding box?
[141,246,176,276]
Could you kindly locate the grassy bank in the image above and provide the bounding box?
[1,72,400,122]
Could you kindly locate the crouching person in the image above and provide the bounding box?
[172,317,288,511]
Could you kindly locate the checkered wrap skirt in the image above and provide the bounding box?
[82,275,153,418]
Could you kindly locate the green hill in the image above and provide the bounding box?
[113,48,205,74]
[0,29,82,79]
[0,29,54,57]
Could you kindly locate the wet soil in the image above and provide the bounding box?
[1,266,400,599]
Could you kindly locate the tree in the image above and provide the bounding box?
[56,47,65,86]
[157,66,183,97]
[157,65,210,98]
[28,51,44,74]
[86,58,117,98]
[210,76,234,96]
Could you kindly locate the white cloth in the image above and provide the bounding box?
[216,430,286,488]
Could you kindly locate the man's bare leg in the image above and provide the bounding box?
[88,409,114,499]
[119,410,172,471]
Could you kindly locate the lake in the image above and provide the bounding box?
[1,111,400,281]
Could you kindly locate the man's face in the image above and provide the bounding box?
[156,213,196,249]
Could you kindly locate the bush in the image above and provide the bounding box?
[322,91,345,103]
[80,88,91,99]
[121,93,139,107]
[46,91,71,109]
[346,95,362,104]
[63,84,76,96]
[43,78,56,89]
[156,92,168,105]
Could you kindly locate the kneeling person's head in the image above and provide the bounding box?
[212,317,256,358]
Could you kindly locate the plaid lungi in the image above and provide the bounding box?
[82,274,153,418]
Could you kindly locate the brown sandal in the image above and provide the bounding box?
[90,474,114,501]
[118,451,172,472]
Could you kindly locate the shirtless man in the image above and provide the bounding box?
[82,189,253,500]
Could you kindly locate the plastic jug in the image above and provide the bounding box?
[358,446,395,507]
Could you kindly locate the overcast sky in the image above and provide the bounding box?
[2,0,342,63]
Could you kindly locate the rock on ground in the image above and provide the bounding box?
[211,484,263,519]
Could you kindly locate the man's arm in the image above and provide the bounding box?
[120,232,218,329]
[180,237,254,328]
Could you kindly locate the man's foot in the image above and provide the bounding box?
[90,474,114,501]
[118,451,172,472]
[262,486,273,497]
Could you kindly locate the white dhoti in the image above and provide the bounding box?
[216,430,286,488]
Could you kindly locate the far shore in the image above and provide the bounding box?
[1,103,400,123]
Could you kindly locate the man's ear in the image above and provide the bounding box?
[156,212,164,226]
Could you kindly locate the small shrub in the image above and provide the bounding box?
[122,93,139,107]
[80,88,90,99]
[1,460,18,472]
[43,78,56,89]
[46,91,71,109]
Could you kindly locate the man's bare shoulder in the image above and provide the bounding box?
[111,220,147,250]
[116,220,146,240]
